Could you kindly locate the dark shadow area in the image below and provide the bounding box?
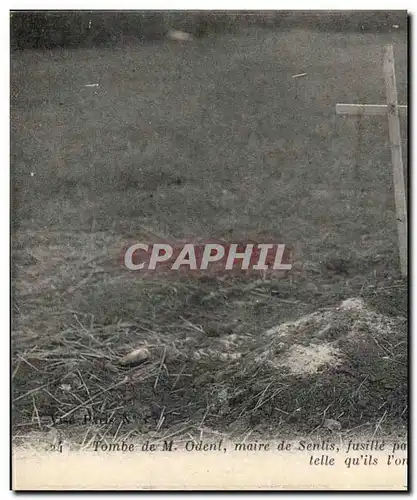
[10,10,407,50]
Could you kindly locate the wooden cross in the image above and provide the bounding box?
[336,44,408,277]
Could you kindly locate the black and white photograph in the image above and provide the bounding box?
[10,9,408,490]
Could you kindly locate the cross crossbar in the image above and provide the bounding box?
[336,103,407,116]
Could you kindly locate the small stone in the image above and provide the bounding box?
[166,29,193,41]
[339,298,365,312]
[324,418,342,431]
[217,388,228,403]
[119,347,151,366]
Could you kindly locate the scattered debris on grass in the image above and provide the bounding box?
[12,272,407,445]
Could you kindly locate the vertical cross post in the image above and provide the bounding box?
[336,45,407,277]
[383,44,407,277]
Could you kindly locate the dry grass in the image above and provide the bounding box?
[12,274,407,448]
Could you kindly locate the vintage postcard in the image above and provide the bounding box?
[11,9,408,491]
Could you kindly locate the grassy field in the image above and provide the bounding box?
[11,26,408,446]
